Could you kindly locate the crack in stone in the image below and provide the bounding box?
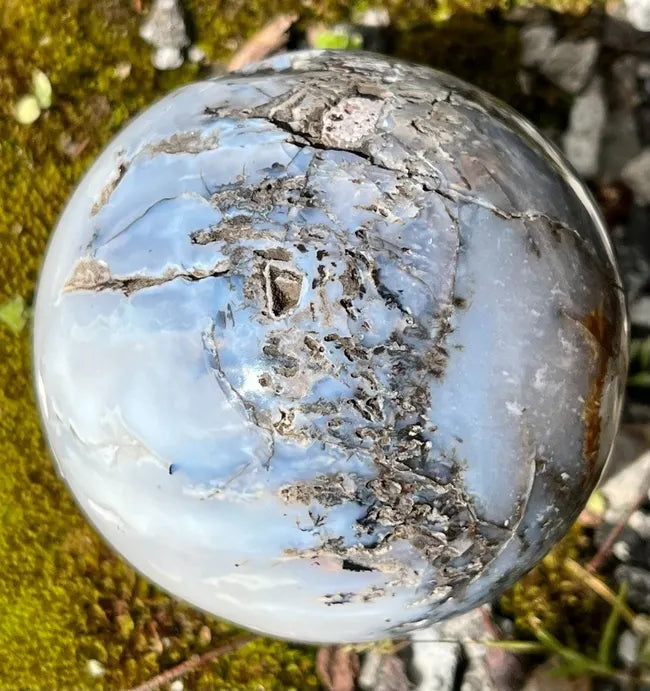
[207,84,597,269]
[96,193,213,251]
[91,162,129,216]
[202,321,276,471]
[90,132,222,217]
[63,256,231,297]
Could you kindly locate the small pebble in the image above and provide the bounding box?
[628,509,650,538]
[32,69,52,109]
[616,0,650,32]
[358,650,382,690]
[139,0,189,71]
[520,24,557,68]
[85,659,105,678]
[622,148,650,205]
[355,7,390,27]
[615,564,650,613]
[114,61,132,80]
[411,640,461,691]
[562,76,606,178]
[13,94,40,125]
[618,629,640,667]
[188,45,206,63]
[540,37,599,93]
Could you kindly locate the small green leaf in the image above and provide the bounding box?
[313,29,363,51]
[32,69,52,109]
[13,95,41,124]
[0,296,29,334]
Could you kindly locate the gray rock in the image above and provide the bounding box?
[640,60,650,80]
[359,652,412,691]
[612,538,632,561]
[411,610,495,691]
[358,650,383,690]
[562,77,606,178]
[597,502,650,568]
[614,0,650,32]
[603,16,650,55]
[410,639,461,691]
[629,509,650,539]
[615,564,650,612]
[622,148,650,205]
[600,56,641,181]
[618,629,640,667]
[631,296,650,327]
[520,25,557,68]
[507,6,552,24]
[600,108,642,182]
[612,55,640,110]
[139,0,189,71]
[522,659,591,690]
[540,38,599,93]
[598,443,650,518]
[610,204,650,302]
[627,402,650,425]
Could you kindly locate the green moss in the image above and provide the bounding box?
[312,28,364,50]
[499,523,609,655]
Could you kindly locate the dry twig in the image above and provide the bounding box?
[227,14,298,72]
[126,634,256,691]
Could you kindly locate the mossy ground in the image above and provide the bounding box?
[1,0,599,689]
[499,524,610,654]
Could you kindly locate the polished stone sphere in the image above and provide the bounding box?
[34,50,627,643]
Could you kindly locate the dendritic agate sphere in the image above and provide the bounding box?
[34,50,627,643]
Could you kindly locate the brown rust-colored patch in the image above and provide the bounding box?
[581,307,616,479]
